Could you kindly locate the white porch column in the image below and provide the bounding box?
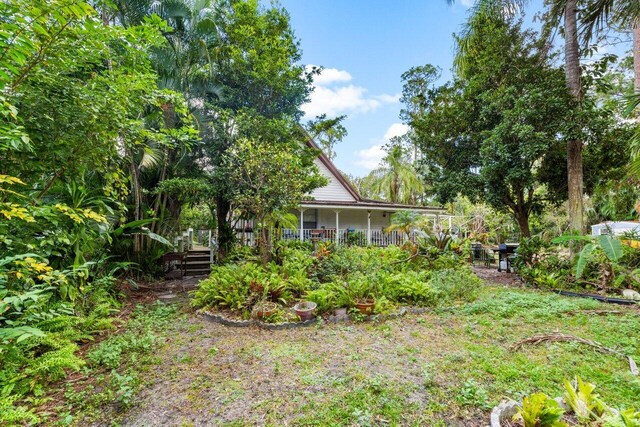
[335,210,340,244]
[299,208,306,242]
[367,210,371,245]
[448,215,452,231]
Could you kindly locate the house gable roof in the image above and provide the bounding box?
[304,135,445,213]
[305,138,361,201]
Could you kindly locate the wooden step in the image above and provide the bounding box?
[188,249,210,255]
[185,268,211,276]
[185,254,211,262]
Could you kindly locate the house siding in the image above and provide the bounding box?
[309,209,390,230]
[309,158,356,202]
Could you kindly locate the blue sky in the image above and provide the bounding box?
[279,0,544,177]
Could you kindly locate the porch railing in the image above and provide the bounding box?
[188,228,419,249]
[274,228,414,247]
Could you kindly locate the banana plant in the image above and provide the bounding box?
[552,234,624,279]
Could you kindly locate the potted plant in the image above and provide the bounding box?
[253,300,278,319]
[332,282,353,316]
[293,300,317,321]
[348,274,378,315]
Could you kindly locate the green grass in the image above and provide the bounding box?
[28,284,640,426]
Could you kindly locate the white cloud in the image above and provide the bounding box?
[353,123,409,172]
[307,65,352,85]
[383,123,408,141]
[302,65,399,119]
[460,0,473,6]
[304,85,388,118]
[354,144,386,171]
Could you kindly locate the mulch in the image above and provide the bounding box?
[471,265,523,287]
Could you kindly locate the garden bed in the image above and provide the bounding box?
[190,243,481,327]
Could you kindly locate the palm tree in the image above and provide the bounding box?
[106,0,222,242]
[371,145,424,204]
[386,210,424,241]
[581,0,640,95]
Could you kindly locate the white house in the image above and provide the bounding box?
[591,221,640,237]
[279,138,448,246]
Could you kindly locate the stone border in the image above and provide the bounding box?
[255,318,318,330]
[490,400,520,427]
[201,306,432,329]
[202,311,253,327]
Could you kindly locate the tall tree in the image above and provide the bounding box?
[414,16,573,237]
[450,0,589,236]
[200,0,314,260]
[580,0,640,94]
[370,145,424,205]
[304,114,348,161]
[399,65,441,164]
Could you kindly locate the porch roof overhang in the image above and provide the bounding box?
[299,199,445,214]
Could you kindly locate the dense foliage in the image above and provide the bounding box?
[408,16,632,238]
[514,234,640,294]
[191,241,482,321]
[0,0,324,421]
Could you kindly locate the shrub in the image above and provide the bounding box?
[428,267,482,303]
[193,246,483,316]
[305,282,351,313]
[190,263,260,312]
[377,271,436,306]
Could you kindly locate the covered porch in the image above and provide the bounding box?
[284,200,449,247]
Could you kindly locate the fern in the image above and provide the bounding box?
[0,396,40,425]
[24,343,84,385]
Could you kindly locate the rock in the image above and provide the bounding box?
[490,399,520,427]
[158,293,176,300]
[554,397,570,411]
[622,289,640,301]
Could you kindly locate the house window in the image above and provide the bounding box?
[303,209,317,229]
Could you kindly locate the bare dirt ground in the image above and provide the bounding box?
[84,273,638,427]
[115,305,485,427]
[471,266,522,287]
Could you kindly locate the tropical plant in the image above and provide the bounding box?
[552,234,624,279]
[369,145,425,204]
[515,392,568,427]
[563,377,609,423]
[386,211,424,241]
[347,274,380,302]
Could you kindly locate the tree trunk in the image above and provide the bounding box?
[128,147,142,255]
[513,209,531,239]
[634,19,640,95]
[259,222,271,265]
[216,195,234,261]
[565,0,584,236]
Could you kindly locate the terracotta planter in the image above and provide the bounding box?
[293,301,317,321]
[355,299,375,315]
[253,301,278,319]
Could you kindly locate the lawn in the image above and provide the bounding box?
[56,278,639,427]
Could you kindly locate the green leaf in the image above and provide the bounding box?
[136,228,173,247]
[551,235,594,244]
[576,243,596,279]
[113,218,159,237]
[596,235,623,262]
